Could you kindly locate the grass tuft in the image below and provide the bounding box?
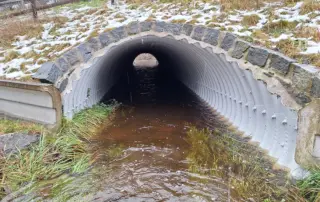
[241,14,261,26]
[171,19,187,24]
[294,26,320,42]
[300,0,320,15]
[186,127,290,201]
[220,0,264,11]
[3,51,20,62]
[297,170,320,201]
[263,20,299,37]
[0,103,116,199]
[0,119,43,135]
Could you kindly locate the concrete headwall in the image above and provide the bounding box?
[0,80,62,127]
[32,21,320,176]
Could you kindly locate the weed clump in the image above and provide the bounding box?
[171,19,187,24]
[300,0,320,15]
[241,14,261,26]
[297,170,320,201]
[263,20,298,37]
[0,104,115,199]
[294,26,320,42]
[220,0,263,11]
[0,119,42,135]
[186,127,290,201]
[4,51,19,62]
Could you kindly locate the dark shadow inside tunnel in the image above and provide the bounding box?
[100,36,204,105]
[102,51,194,105]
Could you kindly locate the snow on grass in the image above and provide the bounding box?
[0,0,319,80]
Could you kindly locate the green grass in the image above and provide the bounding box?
[297,170,320,201]
[53,0,106,12]
[0,103,115,199]
[0,119,43,135]
[262,20,298,37]
[186,127,290,201]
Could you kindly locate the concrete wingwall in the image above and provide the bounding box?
[0,80,62,127]
[32,21,320,177]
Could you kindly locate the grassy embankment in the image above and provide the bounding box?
[186,127,320,202]
[0,103,116,199]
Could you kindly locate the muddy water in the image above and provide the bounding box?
[90,66,233,201]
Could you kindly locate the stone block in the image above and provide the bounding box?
[154,21,166,32]
[191,26,206,41]
[220,32,236,51]
[99,32,114,47]
[0,133,39,155]
[109,26,127,41]
[202,28,220,46]
[246,47,269,67]
[231,40,250,59]
[164,23,182,35]
[63,49,80,66]
[87,37,101,51]
[77,43,92,62]
[294,92,312,105]
[58,77,68,92]
[56,57,69,73]
[127,21,140,35]
[311,75,320,98]
[292,63,317,92]
[270,53,295,75]
[32,62,62,84]
[140,21,153,32]
[181,24,193,36]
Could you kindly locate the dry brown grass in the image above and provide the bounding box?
[252,30,270,40]
[295,26,320,42]
[295,53,320,67]
[125,0,151,3]
[4,51,20,62]
[262,20,298,37]
[85,8,98,15]
[114,13,125,19]
[20,61,33,72]
[241,14,261,26]
[171,19,187,24]
[146,15,156,21]
[0,16,68,48]
[300,0,320,14]
[275,39,320,68]
[306,54,320,67]
[161,15,171,20]
[212,13,228,23]
[187,19,200,25]
[87,30,99,40]
[220,0,266,11]
[0,20,43,48]
[276,39,301,57]
[284,0,301,5]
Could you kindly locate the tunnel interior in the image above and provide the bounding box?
[98,36,203,105]
[63,35,300,172]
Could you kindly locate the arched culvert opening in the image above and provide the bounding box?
[100,39,199,105]
[133,53,159,68]
[61,34,300,174]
